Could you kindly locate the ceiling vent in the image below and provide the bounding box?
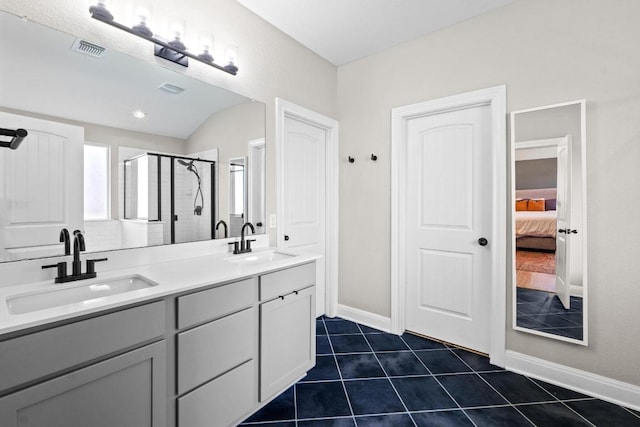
[71,39,106,58]
[158,83,186,95]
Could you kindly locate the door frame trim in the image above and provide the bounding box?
[390,85,507,367]
[275,98,339,317]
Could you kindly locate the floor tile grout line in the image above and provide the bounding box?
[322,317,358,426]
[470,367,539,426]
[358,324,419,427]
[397,334,481,427]
[293,382,298,427]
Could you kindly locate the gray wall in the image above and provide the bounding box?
[337,0,640,386]
[515,159,557,190]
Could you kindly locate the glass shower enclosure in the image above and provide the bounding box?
[124,153,216,244]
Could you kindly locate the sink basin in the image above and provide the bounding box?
[6,275,158,315]
[225,251,294,265]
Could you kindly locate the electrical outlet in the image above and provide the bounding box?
[269,214,277,228]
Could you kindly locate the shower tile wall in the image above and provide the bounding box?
[82,220,122,251]
[174,161,213,244]
[83,220,164,251]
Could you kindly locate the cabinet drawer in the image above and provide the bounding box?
[178,359,257,427]
[177,307,256,395]
[259,262,315,301]
[0,301,165,393]
[177,277,257,329]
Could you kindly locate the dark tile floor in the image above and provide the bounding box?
[516,287,583,340]
[241,317,640,426]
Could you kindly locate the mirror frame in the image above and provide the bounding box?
[510,99,588,345]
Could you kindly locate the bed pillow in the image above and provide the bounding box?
[528,199,545,211]
[545,198,557,211]
[515,199,528,211]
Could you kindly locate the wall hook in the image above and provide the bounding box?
[348,156,355,163]
[370,154,378,161]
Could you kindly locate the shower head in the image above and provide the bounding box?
[177,159,194,171]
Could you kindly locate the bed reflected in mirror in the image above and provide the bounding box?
[511,100,588,345]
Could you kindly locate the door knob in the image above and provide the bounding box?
[478,237,488,246]
[284,235,290,241]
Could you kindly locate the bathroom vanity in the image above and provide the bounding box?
[0,251,317,427]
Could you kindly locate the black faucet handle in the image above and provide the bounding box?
[246,239,256,252]
[42,261,68,282]
[86,257,108,275]
[228,241,240,254]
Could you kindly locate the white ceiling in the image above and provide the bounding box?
[235,0,516,65]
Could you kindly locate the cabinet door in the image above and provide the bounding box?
[0,341,166,427]
[260,286,315,400]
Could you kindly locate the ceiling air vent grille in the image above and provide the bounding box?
[71,39,106,58]
[159,83,186,95]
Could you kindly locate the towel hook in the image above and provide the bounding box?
[370,154,378,161]
[348,156,355,163]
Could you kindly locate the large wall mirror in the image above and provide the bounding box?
[0,11,266,262]
[510,100,588,344]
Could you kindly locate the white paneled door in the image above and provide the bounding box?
[555,138,571,309]
[0,112,84,261]
[282,116,326,316]
[405,104,493,354]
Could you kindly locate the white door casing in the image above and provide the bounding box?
[405,104,492,354]
[391,86,506,366]
[555,137,572,309]
[0,111,84,261]
[248,138,266,234]
[275,99,339,318]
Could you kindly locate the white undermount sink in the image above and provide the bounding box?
[6,275,158,315]
[225,250,294,265]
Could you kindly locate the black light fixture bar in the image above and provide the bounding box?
[89,10,237,76]
[0,128,28,150]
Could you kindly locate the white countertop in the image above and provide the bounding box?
[0,248,319,336]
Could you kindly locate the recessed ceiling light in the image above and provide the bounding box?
[132,110,147,119]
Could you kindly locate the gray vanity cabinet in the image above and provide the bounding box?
[176,277,259,427]
[259,262,316,400]
[0,302,167,427]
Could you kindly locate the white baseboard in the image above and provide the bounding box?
[570,284,583,297]
[505,350,640,411]
[335,304,392,334]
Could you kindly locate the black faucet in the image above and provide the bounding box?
[72,231,86,276]
[240,222,256,253]
[215,220,228,238]
[59,228,71,256]
[42,232,108,283]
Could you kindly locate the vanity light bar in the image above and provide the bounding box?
[88,3,238,76]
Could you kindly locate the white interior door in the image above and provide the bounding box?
[405,104,493,353]
[555,138,572,309]
[281,116,326,316]
[0,111,84,261]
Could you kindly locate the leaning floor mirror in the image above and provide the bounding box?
[510,100,588,345]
